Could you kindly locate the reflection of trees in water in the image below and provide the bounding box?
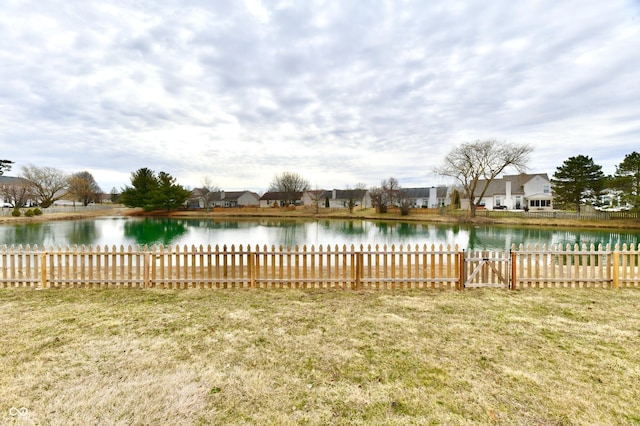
[435,225,452,241]
[372,222,418,239]
[187,220,242,230]
[65,221,100,246]
[0,221,98,248]
[397,222,417,237]
[334,220,367,236]
[2,223,47,247]
[124,218,188,246]
[375,222,389,234]
[550,229,639,249]
[465,226,640,251]
[277,222,309,248]
[467,225,547,251]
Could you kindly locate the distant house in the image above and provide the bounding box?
[461,173,553,211]
[301,190,326,207]
[189,190,260,208]
[0,176,36,207]
[402,186,451,208]
[259,191,303,208]
[302,189,371,209]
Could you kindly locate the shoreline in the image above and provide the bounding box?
[1,205,639,231]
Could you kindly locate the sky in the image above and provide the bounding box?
[1,0,639,194]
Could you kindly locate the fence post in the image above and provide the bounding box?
[355,252,362,290]
[612,249,619,289]
[458,250,465,290]
[510,250,517,290]
[40,252,47,289]
[250,249,256,289]
[143,251,150,289]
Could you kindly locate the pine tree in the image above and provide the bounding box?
[551,155,604,213]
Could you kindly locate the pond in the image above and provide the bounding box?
[0,217,639,251]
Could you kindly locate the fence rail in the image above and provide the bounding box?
[466,209,639,221]
[1,243,639,290]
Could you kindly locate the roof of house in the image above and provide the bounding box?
[211,191,258,202]
[476,173,549,197]
[259,191,303,201]
[190,189,259,202]
[0,176,30,186]
[401,186,449,198]
[332,189,367,200]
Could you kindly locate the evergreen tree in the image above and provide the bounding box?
[613,151,640,213]
[120,168,159,211]
[0,159,14,175]
[120,168,189,211]
[153,171,191,211]
[551,155,604,213]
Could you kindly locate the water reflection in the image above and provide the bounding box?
[123,218,188,246]
[0,217,638,251]
[0,219,100,248]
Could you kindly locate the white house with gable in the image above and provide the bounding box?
[461,173,553,211]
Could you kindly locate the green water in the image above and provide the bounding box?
[0,217,638,251]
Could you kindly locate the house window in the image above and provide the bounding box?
[543,185,550,194]
[495,196,502,206]
[529,200,550,208]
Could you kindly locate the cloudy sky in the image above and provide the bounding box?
[1,0,638,193]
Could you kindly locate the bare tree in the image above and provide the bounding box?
[21,164,69,208]
[369,186,387,213]
[306,187,325,214]
[67,171,102,206]
[1,177,34,207]
[436,139,533,217]
[398,191,412,216]
[269,172,310,206]
[355,182,368,210]
[370,177,402,213]
[196,177,220,210]
[382,177,402,206]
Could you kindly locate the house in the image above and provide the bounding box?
[189,190,260,208]
[461,173,553,211]
[302,189,371,209]
[402,186,451,208]
[0,176,36,207]
[259,191,303,208]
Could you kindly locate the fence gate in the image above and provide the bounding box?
[463,250,511,288]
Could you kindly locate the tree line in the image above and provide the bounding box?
[0,161,102,208]
[3,143,639,216]
[437,140,639,216]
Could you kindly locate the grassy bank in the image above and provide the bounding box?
[1,288,639,424]
[2,205,639,231]
[164,207,640,231]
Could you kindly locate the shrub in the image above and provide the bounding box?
[11,208,21,217]
[25,209,34,217]
[33,208,43,215]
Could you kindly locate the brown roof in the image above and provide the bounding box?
[476,174,549,196]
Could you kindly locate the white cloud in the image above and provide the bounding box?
[0,0,638,192]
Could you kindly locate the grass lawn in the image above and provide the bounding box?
[1,288,639,425]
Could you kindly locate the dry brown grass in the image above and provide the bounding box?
[1,288,640,425]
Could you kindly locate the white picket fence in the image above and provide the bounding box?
[0,243,638,290]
